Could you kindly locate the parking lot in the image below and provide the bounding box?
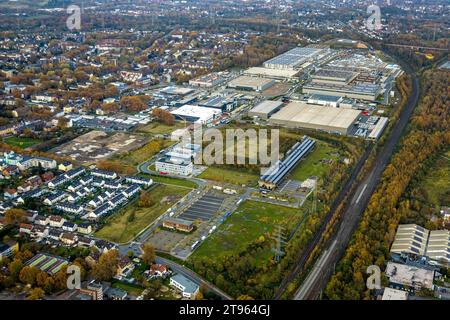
[278,179,301,194]
[178,192,226,221]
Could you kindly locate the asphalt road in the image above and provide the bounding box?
[293,71,420,300]
[155,256,233,300]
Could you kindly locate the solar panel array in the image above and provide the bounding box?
[179,192,225,222]
[260,137,316,187]
[264,47,324,69]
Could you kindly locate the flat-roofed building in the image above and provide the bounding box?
[307,94,342,108]
[385,262,435,290]
[170,274,199,299]
[311,68,358,84]
[382,287,408,300]
[263,47,326,70]
[367,117,389,140]
[227,76,275,92]
[248,100,284,119]
[244,67,300,81]
[155,156,193,176]
[269,102,360,135]
[303,80,381,101]
[160,86,195,96]
[170,105,221,125]
[390,224,429,256]
[189,73,226,88]
[163,217,194,233]
[426,230,450,264]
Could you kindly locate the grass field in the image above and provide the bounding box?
[4,137,42,149]
[115,139,175,170]
[95,185,190,243]
[149,175,198,189]
[419,150,450,206]
[290,141,340,181]
[189,200,305,261]
[111,281,145,297]
[137,121,187,135]
[198,166,259,186]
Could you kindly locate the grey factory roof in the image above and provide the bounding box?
[249,100,284,115]
[264,47,325,68]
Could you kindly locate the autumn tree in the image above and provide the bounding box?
[141,244,155,266]
[4,208,27,225]
[26,287,45,300]
[120,96,148,113]
[19,266,40,286]
[91,249,120,281]
[152,108,175,125]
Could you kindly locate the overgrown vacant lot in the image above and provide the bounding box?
[189,200,305,261]
[418,149,450,206]
[95,184,190,243]
[114,139,175,169]
[3,137,42,149]
[198,166,260,186]
[289,141,341,181]
[136,121,187,135]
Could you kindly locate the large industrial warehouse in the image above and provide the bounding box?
[227,76,275,92]
[243,67,300,81]
[269,102,361,135]
[263,47,327,70]
[303,81,381,101]
[248,100,284,119]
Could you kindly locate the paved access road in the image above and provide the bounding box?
[155,256,233,300]
[293,70,420,300]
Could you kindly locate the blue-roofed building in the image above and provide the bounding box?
[170,274,199,299]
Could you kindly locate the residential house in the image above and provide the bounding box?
[64,167,86,180]
[49,215,66,228]
[117,257,135,278]
[62,221,77,232]
[32,225,48,238]
[41,171,55,183]
[48,229,63,241]
[125,176,153,188]
[94,240,116,253]
[149,264,168,278]
[35,215,49,226]
[91,169,117,180]
[105,288,128,300]
[78,236,94,248]
[122,185,141,198]
[0,240,19,261]
[60,232,78,246]
[56,202,84,215]
[19,223,34,234]
[78,223,93,235]
[58,161,73,172]
[4,188,18,199]
[47,175,68,189]
[44,191,67,206]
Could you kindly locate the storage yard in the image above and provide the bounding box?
[50,130,149,163]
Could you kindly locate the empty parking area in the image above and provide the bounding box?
[178,192,225,221]
[279,179,301,194]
